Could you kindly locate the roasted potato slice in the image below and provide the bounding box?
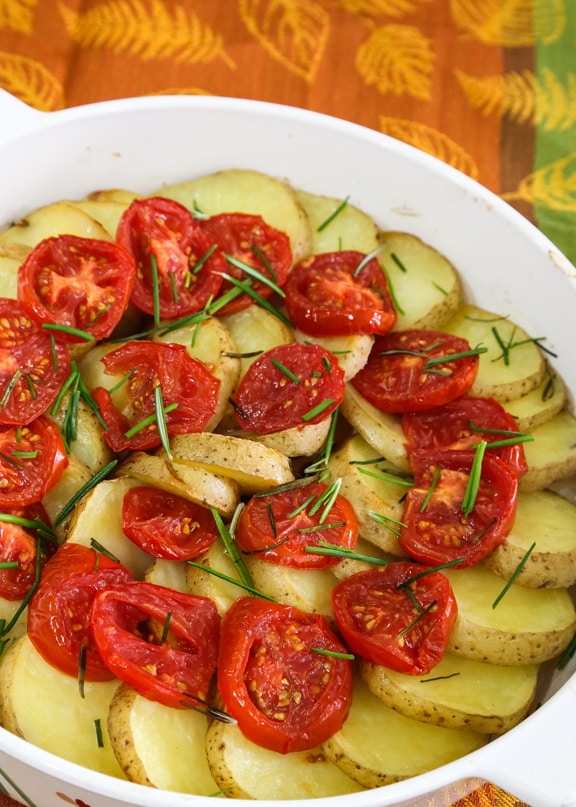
[41,453,94,539]
[220,304,294,380]
[322,677,486,788]
[0,201,112,247]
[442,305,546,401]
[0,635,123,777]
[0,255,19,298]
[206,717,365,799]
[520,409,576,492]
[360,653,538,734]
[485,490,576,588]
[377,231,462,330]
[294,331,374,381]
[65,198,129,238]
[444,564,576,665]
[156,168,312,263]
[107,684,217,793]
[294,189,379,254]
[48,393,113,474]
[185,540,245,615]
[502,363,566,432]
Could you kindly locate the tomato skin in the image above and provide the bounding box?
[218,596,352,753]
[91,582,220,708]
[236,480,359,569]
[284,250,397,337]
[116,197,226,319]
[232,342,345,435]
[200,213,292,316]
[0,298,71,426]
[402,395,528,478]
[331,562,458,675]
[122,486,218,561]
[0,417,68,508]
[0,503,54,600]
[18,235,136,342]
[27,543,133,681]
[92,340,220,452]
[399,449,518,568]
[352,329,480,413]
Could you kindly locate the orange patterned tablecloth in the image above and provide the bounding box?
[0,1,574,806]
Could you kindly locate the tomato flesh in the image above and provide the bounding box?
[0,417,68,508]
[218,597,352,753]
[18,235,136,342]
[0,298,71,425]
[332,562,458,675]
[122,486,218,561]
[92,340,220,452]
[236,480,359,569]
[284,250,397,337]
[352,329,480,412]
[91,582,220,708]
[116,196,226,319]
[27,543,133,681]
[399,449,518,567]
[232,342,345,435]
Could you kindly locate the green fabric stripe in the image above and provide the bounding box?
[534,4,576,266]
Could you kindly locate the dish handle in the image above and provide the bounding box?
[0,90,45,141]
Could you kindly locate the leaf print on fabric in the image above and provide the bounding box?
[337,0,433,17]
[0,50,64,110]
[379,116,479,178]
[0,0,36,34]
[456,68,576,131]
[58,0,235,68]
[238,0,330,83]
[502,153,576,211]
[357,25,434,100]
[450,0,566,46]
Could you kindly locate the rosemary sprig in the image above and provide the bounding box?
[219,273,293,328]
[186,560,276,601]
[223,254,285,298]
[151,254,161,326]
[211,507,254,592]
[124,402,178,439]
[153,385,172,461]
[305,541,389,565]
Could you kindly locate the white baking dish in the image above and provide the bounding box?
[0,89,575,807]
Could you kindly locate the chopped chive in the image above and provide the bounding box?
[357,466,414,487]
[50,368,78,416]
[191,243,218,275]
[94,718,104,748]
[475,435,535,449]
[124,402,178,439]
[161,612,173,643]
[220,273,293,328]
[169,271,179,303]
[24,374,37,400]
[421,672,461,682]
[151,254,160,326]
[391,252,408,272]
[399,557,466,588]
[78,644,87,699]
[321,356,332,375]
[42,323,95,342]
[89,538,121,564]
[0,451,22,469]
[0,562,19,570]
[423,347,488,371]
[420,464,442,513]
[403,584,423,613]
[109,368,135,394]
[190,199,209,220]
[301,398,334,422]
[251,243,278,282]
[353,245,385,278]
[398,600,437,638]
[186,560,276,601]
[298,521,346,534]
[0,513,57,543]
[492,542,536,608]
[287,493,317,519]
[11,450,38,459]
[211,507,254,592]
[470,517,497,544]
[53,460,118,529]
[305,408,339,475]
[309,477,342,522]
[305,541,389,565]
[49,332,59,371]
[311,647,355,660]
[153,385,172,461]
[317,196,350,232]
[266,500,278,541]
[433,281,448,295]
[0,369,22,408]
[222,254,285,298]
[368,510,407,537]
[271,358,300,384]
[380,263,405,316]
[461,441,487,517]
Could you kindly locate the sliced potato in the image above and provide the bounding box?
[66,199,129,238]
[520,409,576,492]
[169,432,294,493]
[501,363,566,432]
[108,684,217,793]
[220,304,294,380]
[206,718,364,799]
[442,305,545,401]
[144,558,189,593]
[485,490,576,588]
[41,453,94,539]
[444,564,576,665]
[88,188,142,204]
[294,189,379,254]
[230,417,333,458]
[360,653,538,734]
[0,599,28,645]
[48,394,112,474]
[330,538,395,581]
[0,242,30,261]
[322,677,486,788]
[0,255,19,298]
[156,168,312,263]
[117,451,240,519]
[244,556,336,621]
[153,317,241,428]
[0,634,124,778]
[0,201,112,247]
[185,540,245,615]
[66,477,153,578]
[327,434,409,556]
[294,331,374,381]
[340,384,410,472]
[377,232,462,330]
